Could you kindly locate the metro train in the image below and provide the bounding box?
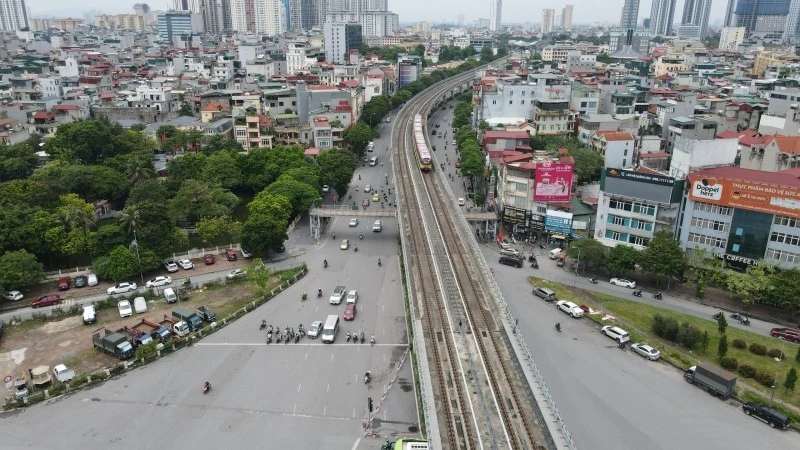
[413,114,432,171]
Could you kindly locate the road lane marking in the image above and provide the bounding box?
[293,404,297,414]
[323,405,327,416]
[297,382,302,393]
[327,383,330,393]
[351,438,361,450]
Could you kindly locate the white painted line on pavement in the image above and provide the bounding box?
[293,404,297,414]
[352,408,355,418]
[327,383,330,393]
[323,405,327,416]
[351,438,361,450]
[297,382,302,393]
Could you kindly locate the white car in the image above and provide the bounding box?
[178,259,194,270]
[601,325,631,344]
[610,278,636,289]
[227,269,247,279]
[107,282,137,295]
[3,291,23,301]
[630,343,661,361]
[346,290,359,304]
[372,220,382,232]
[164,261,179,272]
[458,198,465,206]
[330,285,346,304]
[307,320,323,338]
[364,184,371,193]
[145,276,172,288]
[117,300,133,318]
[557,300,584,318]
[349,218,359,227]
[322,185,330,193]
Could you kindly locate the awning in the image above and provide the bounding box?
[551,234,568,240]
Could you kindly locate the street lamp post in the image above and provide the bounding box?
[770,338,787,405]
[132,230,144,285]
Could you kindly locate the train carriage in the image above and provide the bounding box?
[413,114,432,171]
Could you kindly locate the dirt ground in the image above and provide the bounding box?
[0,281,259,382]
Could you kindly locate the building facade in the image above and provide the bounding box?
[620,0,640,29]
[158,11,204,42]
[680,0,711,37]
[650,0,676,36]
[324,22,362,64]
[542,9,555,34]
[0,0,28,31]
[562,5,573,29]
[719,26,746,50]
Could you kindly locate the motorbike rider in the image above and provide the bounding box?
[204,380,211,391]
[555,322,561,332]
[364,371,371,383]
[360,232,363,240]
[378,258,382,266]
[317,288,322,297]
[360,330,365,342]
[324,259,328,268]
[370,334,376,344]
[354,244,358,252]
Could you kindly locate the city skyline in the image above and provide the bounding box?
[23,0,736,26]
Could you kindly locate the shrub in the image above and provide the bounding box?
[93,371,109,381]
[677,322,702,349]
[732,338,746,349]
[69,375,89,388]
[749,343,767,356]
[739,364,757,378]
[768,348,785,360]
[755,371,776,388]
[109,364,125,376]
[652,314,680,342]
[48,383,66,396]
[720,357,738,370]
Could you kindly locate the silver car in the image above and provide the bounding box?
[307,321,323,339]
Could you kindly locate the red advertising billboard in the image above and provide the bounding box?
[534,162,574,202]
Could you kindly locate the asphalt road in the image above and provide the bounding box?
[0,114,420,448]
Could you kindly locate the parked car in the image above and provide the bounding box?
[3,291,23,302]
[322,185,330,193]
[74,275,88,288]
[343,303,357,320]
[349,218,359,227]
[225,248,237,261]
[601,325,630,344]
[770,327,800,343]
[498,256,523,268]
[346,290,359,304]
[117,300,133,318]
[87,274,98,286]
[742,402,792,429]
[241,248,253,258]
[227,269,247,279]
[307,320,323,339]
[178,259,194,270]
[107,282,137,295]
[557,300,584,318]
[164,261,179,272]
[32,294,62,308]
[146,276,172,288]
[58,277,70,291]
[630,343,661,361]
[458,197,465,206]
[340,239,350,250]
[203,254,215,265]
[610,278,636,289]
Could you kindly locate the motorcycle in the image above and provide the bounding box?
[359,233,363,240]
[618,341,626,350]
[632,290,642,297]
[260,320,267,330]
[354,245,358,252]
[295,333,301,343]
[531,262,539,269]
[589,278,598,284]
[301,291,308,300]
[378,258,382,267]
[360,333,365,343]
[528,254,534,262]
[203,381,211,394]
[266,332,272,344]
[370,335,376,345]
[364,371,371,384]
[539,243,545,249]
[317,289,322,298]
[653,292,662,300]
[346,332,352,342]
[712,312,724,320]
[324,259,328,268]
[555,322,561,332]
[731,312,751,325]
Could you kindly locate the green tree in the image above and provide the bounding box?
[195,215,242,245]
[0,141,37,181]
[238,145,309,192]
[763,267,800,310]
[479,45,494,63]
[265,174,321,216]
[785,367,797,394]
[567,148,606,183]
[55,193,96,256]
[165,152,207,187]
[606,245,639,276]
[127,179,170,205]
[317,148,358,195]
[178,101,194,117]
[169,179,239,222]
[362,96,391,128]
[342,123,374,157]
[241,191,292,255]
[717,312,728,335]
[796,346,800,364]
[701,331,709,353]
[107,245,137,281]
[717,334,728,361]
[565,238,607,270]
[201,150,242,189]
[93,224,129,257]
[0,250,44,290]
[727,263,774,305]
[640,231,686,286]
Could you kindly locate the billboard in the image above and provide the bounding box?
[602,168,677,204]
[534,162,574,202]
[687,173,800,219]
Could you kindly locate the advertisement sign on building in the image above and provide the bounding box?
[534,162,574,202]
[602,168,678,204]
[687,173,800,219]
[502,206,528,224]
[545,210,573,234]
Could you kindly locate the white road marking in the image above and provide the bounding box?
[323,405,327,416]
[351,438,361,450]
[293,404,297,414]
[331,352,334,361]
[327,383,330,393]
[352,408,355,418]
[297,382,302,393]
[304,351,308,361]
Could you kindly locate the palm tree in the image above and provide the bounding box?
[129,165,156,184]
[119,205,142,235]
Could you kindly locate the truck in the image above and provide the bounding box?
[196,306,216,323]
[92,328,134,360]
[684,362,736,398]
[172,307,204,332]
[117,326,153,347]
[53,364,75,383]
[131,318,172,342]
[161,315,189,337]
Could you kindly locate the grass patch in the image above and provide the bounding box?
[529,276,800,412]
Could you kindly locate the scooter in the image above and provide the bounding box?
[632,290,642,297]
[739,316,751,326]
[346,332,352,342]
[589,278,598,284]
[301,291,308,300]
[295,333,301,343]
[354,245,358,252]
[266,332,272,344]
[555,322,562,333]
[653,292,662,300]
[370,335,376,345]
[364,371,371,384]
[324,259,328,268]
[359,233,363,240]
[531,261,539,269]
[618,341,626,350]
[260,320,267,330]
[360,334,365,344]
[378,259,382,267]
[713,312,724,320]
[203,382,211,394]
[317,289,322,298]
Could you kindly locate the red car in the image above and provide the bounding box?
[771,327,800,343]
[57,277,70,291]
[343,303,356,321]
[225,248,237,261]
[203,254,215,265]
[32,294,62,308]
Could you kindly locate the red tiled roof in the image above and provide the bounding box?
[201,102,229,112]
[656,74,675,80]
[54,104,80,111]
[740,129,759,137]
[716,130,739,139]
[770,135,800,153]
[483,130,530,139]
[99,92,116,99]
[32,111,55,119]
[595,131,634,141]
[739,134,768,147]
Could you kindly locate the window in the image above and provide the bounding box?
[509,100,513,104]
[695,201,732,216]
[632,202,655,216]
[774,215,800,229]
[766,248,800,263]
[691,217,730,232]
[629,235,648,246]
[605,230,623,241]
[521,100,525,104]
[770,232,800,246]
[687,232,727,248]
[235,129,246,137]
[609,199,633,212]
[622,158,627,166]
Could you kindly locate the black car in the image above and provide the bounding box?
[499,256,523,268]
[74,275,88,288]
[743,402,791,429]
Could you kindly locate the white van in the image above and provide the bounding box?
[133,296,148,314]
[164,288,177,303]
[87,274,98,287]
[549,248,562,260]
[82,305,96,325]
[369,156,378,166]
[321,314,339,343]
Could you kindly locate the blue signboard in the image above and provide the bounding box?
[545,214,572,235]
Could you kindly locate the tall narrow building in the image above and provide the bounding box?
[542,8,555,34]
[619,0,640,29]
[0,0,29,31]
[650,0,676,35]
[681,0,711,37]
[490,0,502,31]
[724,0,736,26]
[201,0,222,33]
[561,5,573,29]
[254,0,282,35]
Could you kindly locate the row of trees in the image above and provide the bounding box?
[528,135,606,184]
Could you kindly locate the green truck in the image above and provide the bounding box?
[92,328,134,360]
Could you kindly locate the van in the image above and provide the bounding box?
[133,296,148,314]
[164,288,177,303]
[549,248,562,260]
[321,314,339,343]
[369,156,378,166]
[82,305,96,325]
[533,287,557,302]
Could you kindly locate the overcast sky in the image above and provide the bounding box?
[26,0,731,27]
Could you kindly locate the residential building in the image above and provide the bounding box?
[665,116,717,152]
[254,0,282,35]
[669,134,738,179]
[752,50,797,76]
[295,81,357,127]
[233,113,274,151]
[620,0,640,29]
[562,5,573,29]
[650,0,676,36]
[324,10,398,36]
[542,9,555,34]
[681,0,712,37]
[740,134,800,171]
[202,0,223,33]
[735,0,790,39]
[397,53,422,88]
[230,0,255,32]
[566,51,596,71]
[490,0,502,31]
[94,14,147,30]
[609,27,652,52]
[724,0,736,26]
[590,131,636,169]
[324,22,362,64]
[719,27,746,50]
[532,99,575,138]
[158,10,204,43]
[0,0,27,31]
